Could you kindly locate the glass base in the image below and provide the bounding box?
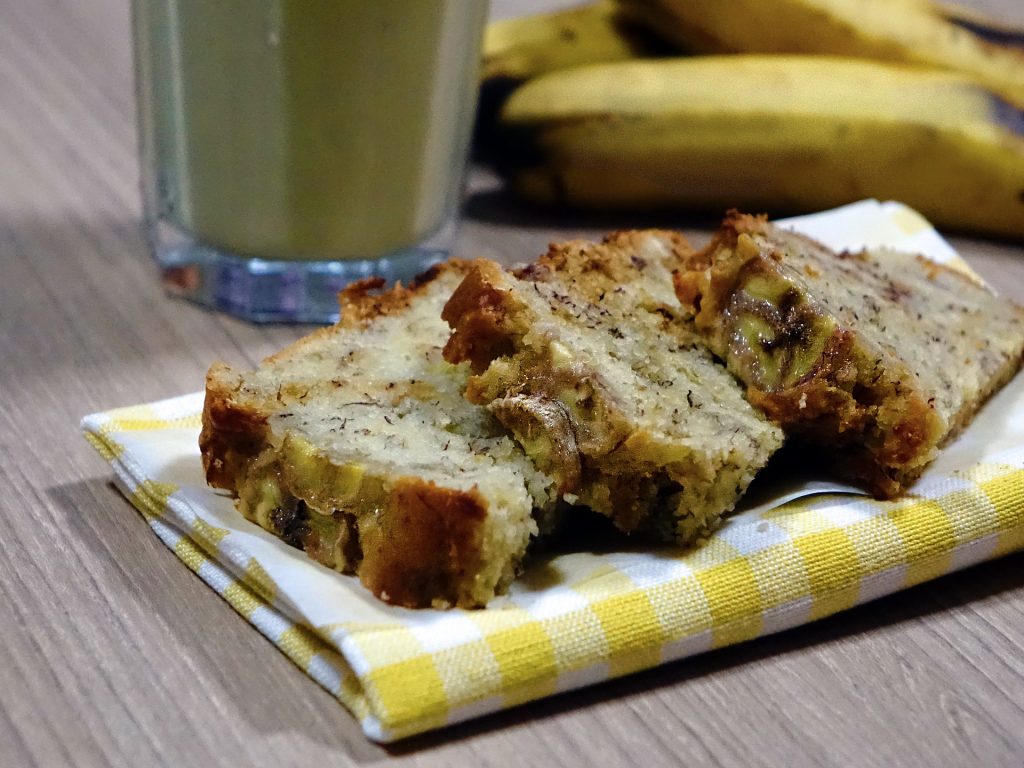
[155,229,449,324]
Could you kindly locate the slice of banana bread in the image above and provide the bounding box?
[200,263,557,609]
[674,213,1024,497]
[442,231,784,544]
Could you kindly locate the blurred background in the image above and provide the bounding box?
[476,0,1024,241]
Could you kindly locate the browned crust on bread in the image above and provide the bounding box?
[221,452,501,608]
[359,478,490,609]
[442,230,782,543]
[199,259,526,609]
[254,261,474,369]
[675,211,1024,498]
[444,231,694,375]
[442,259,519,374]
[679,209,992,295]
[339,260,472,328]
[199,363,269,489]
[674,214,942,497]
[520,229,693,281]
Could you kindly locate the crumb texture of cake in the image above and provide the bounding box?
[200,263,557,609]
[442,231,784,545]
[674,213,1024,497]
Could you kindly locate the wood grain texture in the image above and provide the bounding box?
[1,1,1023,766]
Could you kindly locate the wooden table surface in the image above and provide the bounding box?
[3,1,1024,766]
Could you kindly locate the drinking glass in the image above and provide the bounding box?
[132,1,488,322]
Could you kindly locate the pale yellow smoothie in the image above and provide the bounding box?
[133,1,486,260]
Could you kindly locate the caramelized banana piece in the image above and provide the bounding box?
[675,213,1024,497]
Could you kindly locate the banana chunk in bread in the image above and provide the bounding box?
[674,213,1024,497]
[442,231,784,544]
[200,263,557,609]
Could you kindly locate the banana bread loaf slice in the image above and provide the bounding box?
[674,213,1024,497]
[200,263,557,609]
[442,231,784,544]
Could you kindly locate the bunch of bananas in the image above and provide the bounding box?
[482,0,1024,238]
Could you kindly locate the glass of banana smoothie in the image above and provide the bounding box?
[132,1,487,322]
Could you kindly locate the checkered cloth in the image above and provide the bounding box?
[82,202,1024,742]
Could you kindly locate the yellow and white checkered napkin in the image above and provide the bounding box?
[82,202,1024,742]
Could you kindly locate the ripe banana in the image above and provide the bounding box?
[499,56,1024,239]
[477,1,671,159]
[482,0,667,87]
[620,0,1024,105]
[935,2,1024,49]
